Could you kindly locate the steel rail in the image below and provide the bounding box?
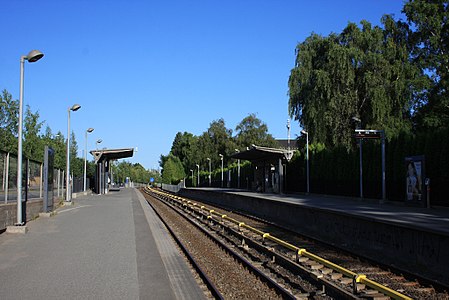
[143,187,297,299]
[148,187,413,300]
[141,188,223,300]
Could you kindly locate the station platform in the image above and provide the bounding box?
[179,187,449,286]
[0,188,205,300]
[189,187,449,235]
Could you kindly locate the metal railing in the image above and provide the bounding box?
[0,150,76,203]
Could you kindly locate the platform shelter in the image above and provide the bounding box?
[90,148,134,194]
[231,145,293,194]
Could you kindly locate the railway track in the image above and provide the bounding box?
[141,187,448,299]
[142,187,297,299]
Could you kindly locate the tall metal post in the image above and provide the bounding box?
[207,158,211,186]
[16,56,26,225]
[196,164,200,186]
[306,133,309,194]
[237,159,240,188]
[15,50,44,227]
[301,130,309,194]
[359,139,363,199]
[381,131,386,202]
[66,109,71,201]
[84,128,94,192]
[220,155,224,187]
[65,104,81,201]
[235,149,240,189]
[4,152,9,203]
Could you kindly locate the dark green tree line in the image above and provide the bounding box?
[0,88,93,177]
[160,114,276,184]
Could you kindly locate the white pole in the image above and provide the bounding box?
[66,108,71,202]
[84,132,87,192]
[16,56,25,225]
[207,158,211,187]
[84,128,94,192]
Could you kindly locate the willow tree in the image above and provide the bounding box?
[288,17,420,149]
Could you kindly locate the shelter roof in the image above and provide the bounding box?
[90,148,134,163]
[231,145,293,162]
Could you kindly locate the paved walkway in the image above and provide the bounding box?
[0,188,205,300]
[194,188,449,236]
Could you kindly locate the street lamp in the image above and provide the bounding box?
[84,128,94,192]
[207,158,211,187]
[352,116,363,199]
[16,50,44,226]
[190,169,194,186]
[235,149,240,188]
[301,130,310,194]
[196,164,200,187]
[95,139,103,194]
[96,139,102,150]
[65,104,81,203]
[219,154,224,187]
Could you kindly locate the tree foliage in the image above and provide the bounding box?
[113,161,157,184]
[23,105,44,161]
[235,113,277,149]
[403,0,449,127]
[0,89,19,153]
[160,114,278,180]
[0,88,93,178]
[288,17,421,149]
[161,154,185,184]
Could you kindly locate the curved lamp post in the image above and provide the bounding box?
[96,139,102,150]
[95,139,103,193]
[207,158,211,186]
[65,104,81,202]
[196,164,200,187]
[352,116,363,199]
[219,154,224,187]
[235,149,240,189]
[16,50,44,226]
[84,128,94,192]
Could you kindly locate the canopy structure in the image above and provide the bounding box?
[89,148,134,194]
[90,148,134,163]
[232,145,293,162]
[231,145,293,194]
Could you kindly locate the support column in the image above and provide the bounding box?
[278,158,284,194]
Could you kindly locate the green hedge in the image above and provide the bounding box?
[286,128,449,206]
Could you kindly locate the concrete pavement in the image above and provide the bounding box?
[0,188,205,300]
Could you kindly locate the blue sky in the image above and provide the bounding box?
[1,0,405,170]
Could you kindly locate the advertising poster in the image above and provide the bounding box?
[405,155,425,204]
